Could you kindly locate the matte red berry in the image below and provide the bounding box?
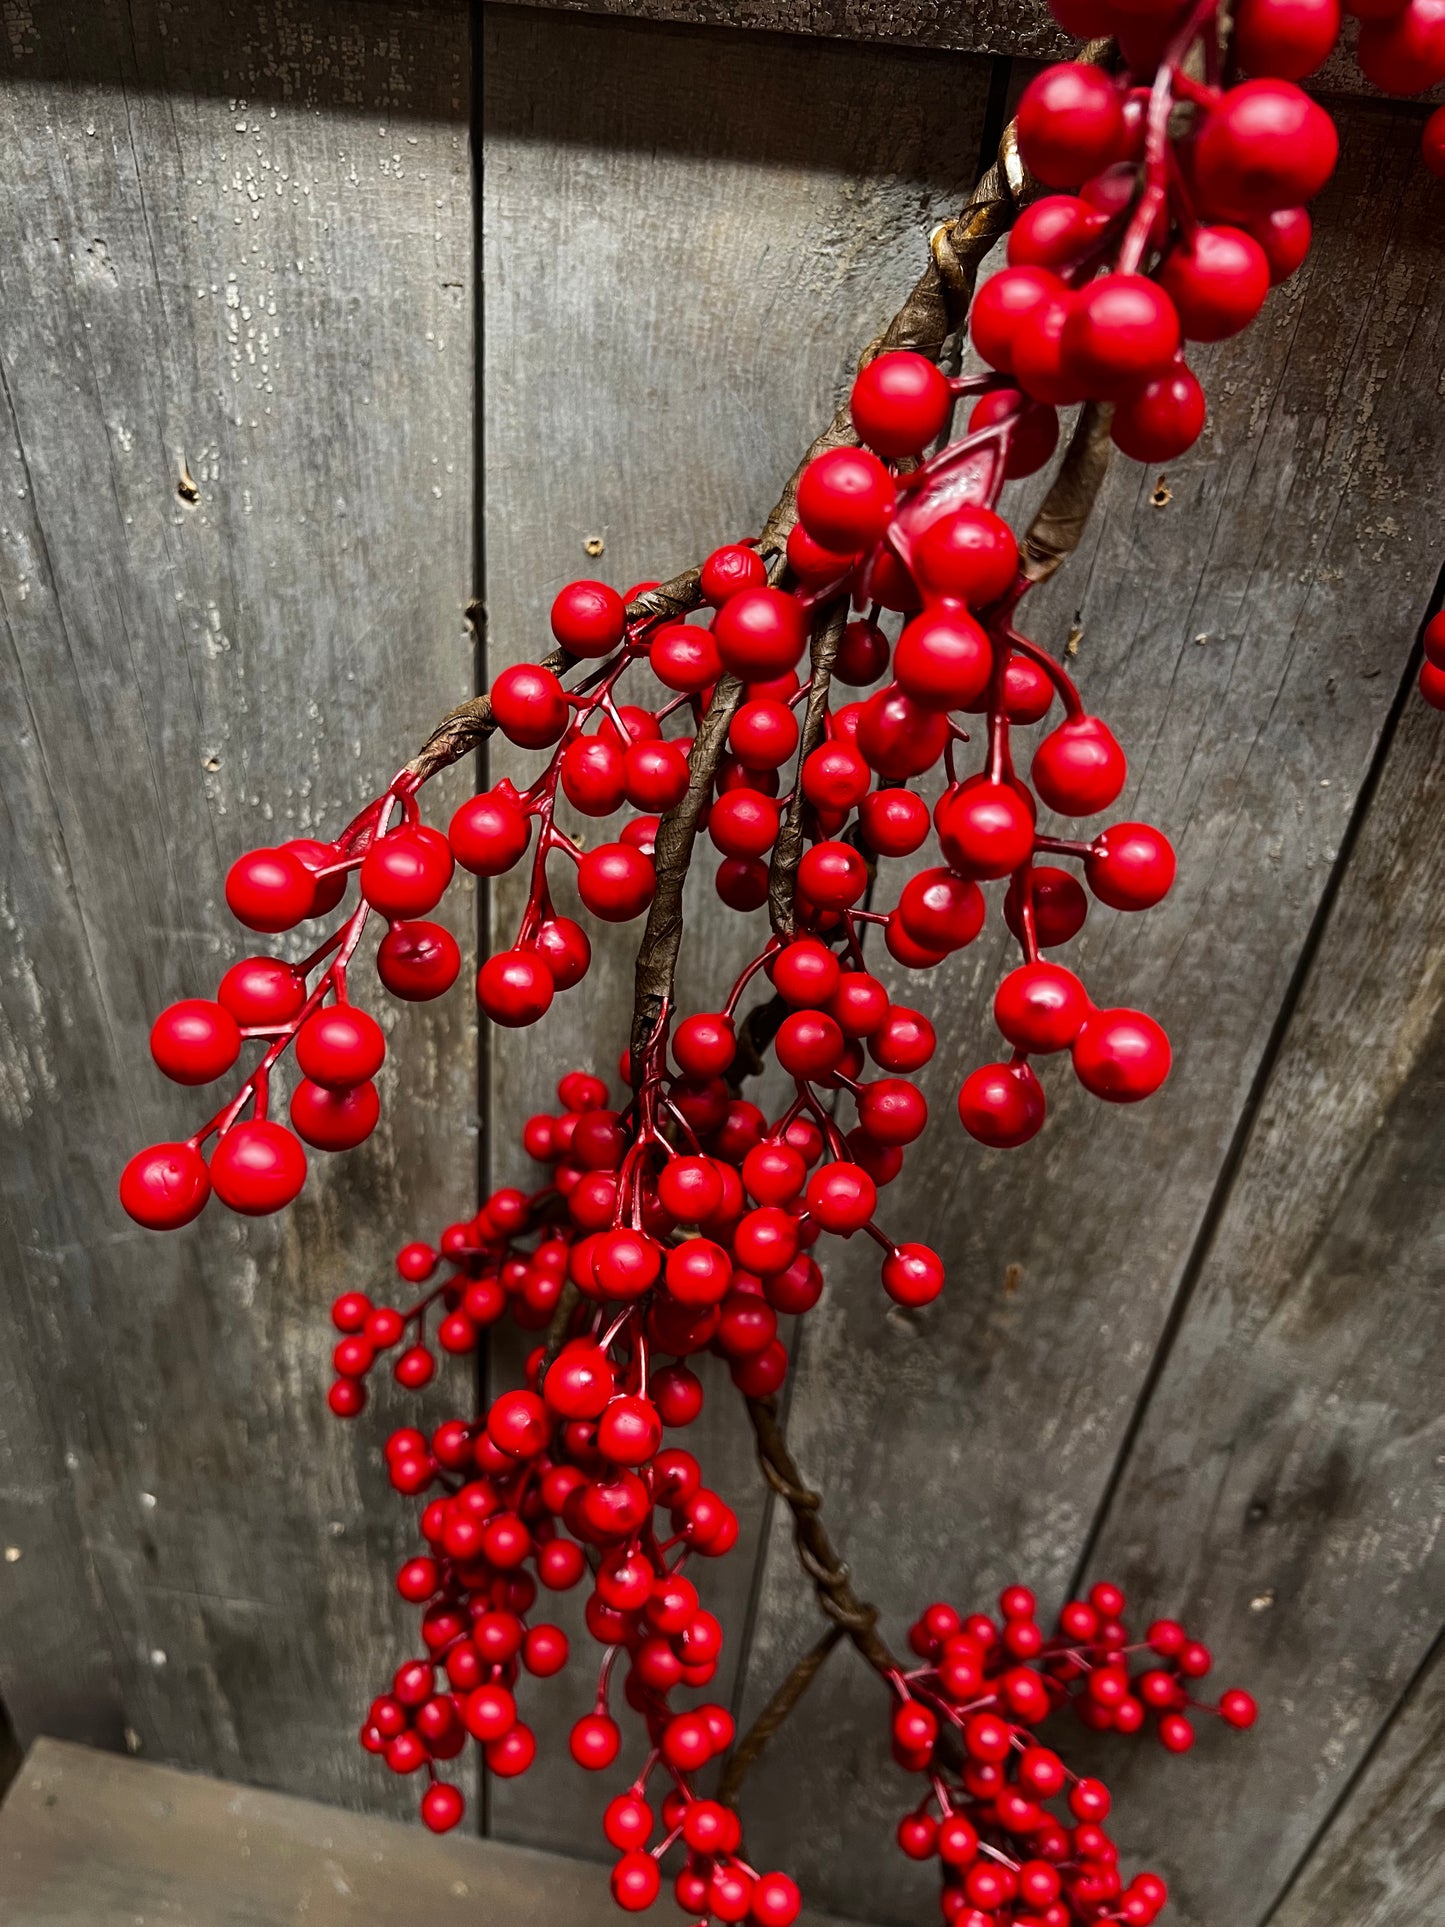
[210,1120,307,1214]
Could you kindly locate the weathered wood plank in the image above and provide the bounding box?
[479,1,993,1857]
[0,1736,874,1925]
[730,98,1445,1924]
[0,1,475,1818]
[1269,1633,1445,1927]
[1073,663,1445,1923]
[485,0,1439,98]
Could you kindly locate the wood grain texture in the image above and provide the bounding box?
[0,1737,873,1925]
[730,98,1445,1925]
[479,1,990,1855]
[484,0,1441,98]
[1075,661,1445,1923]
[0,1,474,1818]
[1268,1634,1445,1927]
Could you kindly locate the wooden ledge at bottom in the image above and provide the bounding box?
[0,1738,873,1926]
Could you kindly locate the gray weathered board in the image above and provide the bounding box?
[0,3,1441,1926]
[0,1736,871,1925]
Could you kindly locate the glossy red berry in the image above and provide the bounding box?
[1064,275,1181,398]
[882,1242,945,1306]
[209,1120,307,1214]
[1357,0,1445,92]
[712,587,808,679]
[937,781,1035,879]
[1160,227,1271,341]
[1087,821,1177,910]
[290,1077,380,1151]
[360,824,453,918]
[912,505,1019,606]
[1072,1007,1172,1101]
[797,446,897,553]
[898,868,986,951]
[550,579,625,657]
[376,919,461,1000]
[856,685,950,780]
[994,962,1089,1053]
[119,1141,212,1230]
[478,948,554,1027]
[797,840,868,909]
[448,790,530,876]
[970,266,1066,376]
[958,1061,1047,1148]
[1234,0,1342,78]
[894,608,992,710]
[217,957,307,1028]
[860,788,930,858]
[1017,64,1125,187]
[150,999,242,1085]
[652,621,722,691]
[968,387,1061,478]
[577,843,655,921]
[700,544,767,606]
[851,350,952,456]
[296,1006,385,1089]
[225,847,316,933]
[1193,81,1339,218]
[1112,366,1207,464]
[491,662,570,748]
[1031,715,1127,817]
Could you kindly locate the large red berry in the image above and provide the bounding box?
[150,999,242,1085]
[1031,715,1127,817]
[1159,227,1271,341]
[1063,274,1181,399]
[290,1077,380,1150]
[912,504,1018,606]
[856,685,950,780]
[894,608,992,710]
[225,847,316,933]
[651,621,722,691]
[296,1006,385,1089]
[550,579,625,657]
[796,446,896,553]
[1072,1007,1172,1101]
[217,956,306,1028]
[209,1120,307,1214]
[360,824,454,918]
[119,1141,212,1230]
[850,351,952,456]
[898,868,986,951]
[1234,0,1342,79]
[937,781,1035,879]
[1357,0,1445,92]
[700,544,767,606]
[993,962,1089,1053]
[577,843,655,920]
[448,790,530,875]
[958,1062,1046,1148]
[490,662,569,747]
[1017,63,1125,186]
[376,920,461,1000]
[1086,821,1177,910]
[711,587,807,679]
[968,387,1061,477]
[478,948,554,1027]
[1111,367,1207,464]
[1192,80,1339,218]
[970,267,1066,376]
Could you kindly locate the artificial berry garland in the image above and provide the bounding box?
[117,5,1442,1923]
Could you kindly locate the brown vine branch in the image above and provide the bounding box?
[715,1621,844,1806]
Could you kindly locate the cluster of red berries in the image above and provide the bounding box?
[1015,1,1445,454]
[890,1582,1257,1925]
[118,780,461,1229]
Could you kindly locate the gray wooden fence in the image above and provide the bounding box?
[0,4,1441,1924]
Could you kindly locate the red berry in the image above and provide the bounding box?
[478,948,554,1027]
[1017,64,1125,187]
[1424,104,1445,177]
[1235,0,1342,80]
[209,1120,307,1214]
[376,919,461,1000]
[856,684,950,780]
[914,505,1019,607]
[700,544,766,606]
[1086,821,1176,910]
[797,840,868,909]
[1357,0,1445,92]
[797,446,897,553]
[994,961,1089,1053]
[1063,274,1181,399]
[360,824,453,918]
[894,608,993,710]
[1031,714,1126,817]
[1193,80,1339,218]
[119,1141,212,1230]
[577,843,655,921]
[225,847,316,933]
[150,999,242,1085]
[290,1077,380,1150]
[851,350,952,456]
[937,781,1035,879]
[712,587,807,679]
[1112,366,1207,463]
[860,788,930,857]
[968,387,1061,477]
[490,662,569,748]
[805,1160,877,1233]
[652,620,722,691]
[217,956,306,1027]
[971,266,1066,376]
[882,1242,944,1306]
[421,1782,464,1833]
[1248,206,1313,284]
[1071,1007,1172,1101]
[448,790,530,875]
[1160,227,1271,341]
[561,734,627,816]
[958,1061,1047,1148]
[550,579,625,657]
[834,616,892,686]
[1220,1688,1259,1728]
[898,868,986,951]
